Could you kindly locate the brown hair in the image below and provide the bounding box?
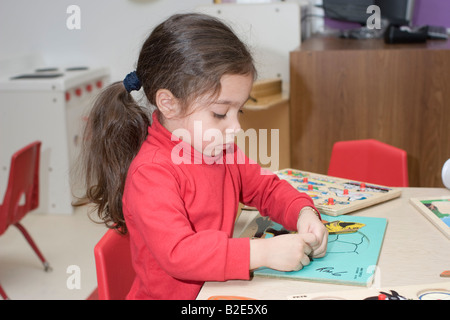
[76,13,256,233]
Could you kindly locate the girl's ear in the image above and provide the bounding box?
[156,89,180,119]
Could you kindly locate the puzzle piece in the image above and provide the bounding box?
[324,220,366,234]
[329,187,369,201]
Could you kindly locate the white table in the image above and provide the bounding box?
[197,188,450,300]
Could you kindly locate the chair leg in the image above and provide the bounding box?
[14,222,52,272]
[0,283,9,300]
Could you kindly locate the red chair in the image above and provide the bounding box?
[94,228,135,300]
[0,141,51,300]
[0,284,8,300]
[328,139,409,187]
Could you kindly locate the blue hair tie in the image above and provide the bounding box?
[123,71,141,92]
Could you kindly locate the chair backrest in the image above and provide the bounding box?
[94,228,135,300]
[0,141,41,235]
[327,139,409,187]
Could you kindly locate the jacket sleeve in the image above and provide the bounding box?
[123,162,250,282]
[236,148,319,231]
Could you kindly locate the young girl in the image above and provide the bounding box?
[80,13,327,300]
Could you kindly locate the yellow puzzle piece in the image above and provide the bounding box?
[324,220,366,234]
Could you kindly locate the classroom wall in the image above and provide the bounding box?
[2,0,448,80]
[0,0,212,81]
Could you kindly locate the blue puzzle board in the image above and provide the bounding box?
[251,214,387,286]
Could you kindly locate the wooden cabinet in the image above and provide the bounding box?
[239,79,291,172]
[290,36,450,187]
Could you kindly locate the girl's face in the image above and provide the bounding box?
[170,73,254,157]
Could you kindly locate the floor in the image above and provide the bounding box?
[0,204,106,300]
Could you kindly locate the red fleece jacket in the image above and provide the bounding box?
[122,112,316,299]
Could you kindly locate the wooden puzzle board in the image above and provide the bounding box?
[277,169,402,216]
[242,214,387,287]
[288,282,450,300]
[410,196,450,239]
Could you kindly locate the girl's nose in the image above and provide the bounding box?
[225,119,241,142]
[229,116,241,133]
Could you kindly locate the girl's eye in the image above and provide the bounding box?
[213,112,226,119]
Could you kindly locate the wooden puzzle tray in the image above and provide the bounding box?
[277,169,402,216]
[288,281,450,300]
[410,196,450,239]
[242,214,387,286]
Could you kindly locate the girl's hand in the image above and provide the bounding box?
[250,233,314,272]
[297,208,328,258]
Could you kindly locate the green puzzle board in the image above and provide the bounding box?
[247,214,387,286]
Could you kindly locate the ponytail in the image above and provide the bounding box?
[76,81,150,234]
